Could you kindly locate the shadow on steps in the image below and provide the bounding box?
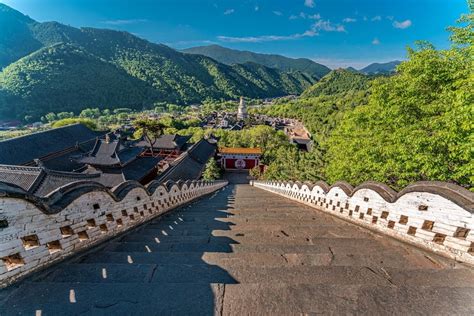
[0,186,238,315]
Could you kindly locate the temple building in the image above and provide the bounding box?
[135,134,191,158]
[0,123,216,195]
[77,134,161,187]
[237,96,248,120]
[217,147,262,170]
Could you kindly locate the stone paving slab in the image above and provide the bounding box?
[223,284,474,315]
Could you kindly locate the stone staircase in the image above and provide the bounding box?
[1,185,473,315]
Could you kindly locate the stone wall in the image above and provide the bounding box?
[0,179,227,286]
[252,180,474,265]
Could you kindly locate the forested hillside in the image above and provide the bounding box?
[301,69,371,98]
[0,44,159,118]
[0,4,317,120]
[183,44,331,78]
[258,13,473,190]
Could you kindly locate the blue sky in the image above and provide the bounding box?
[2,0,469,68]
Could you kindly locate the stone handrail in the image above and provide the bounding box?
[252,180,474,264]
[0,179,228,286]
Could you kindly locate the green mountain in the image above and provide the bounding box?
[301,69,371,98]
[359,61,401,74]
[0,4,318,120]
[182,45,331,79]
[0,44,160,119]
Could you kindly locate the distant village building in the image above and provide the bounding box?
[217,147,262,170]
[237,96,248,120]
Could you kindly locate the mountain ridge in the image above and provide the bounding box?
[359,60,401,74]
[0,4,317,120]
[182,44,331,79]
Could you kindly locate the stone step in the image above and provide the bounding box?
[222,283,474,315]
[29,263,474,286]
[1,283,472,315]
[102,237,397,253]
[122,226,372,241]
[77,250,444,269]
[0,283,225,315]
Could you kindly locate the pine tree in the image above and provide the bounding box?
[202,158,221,180]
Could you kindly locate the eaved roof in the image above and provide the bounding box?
[156,139,217,183]
[0,164,101,197]
[219,147,262,155]
[77,138,142,167]
[0,124,103,165]
[135,134,191,150]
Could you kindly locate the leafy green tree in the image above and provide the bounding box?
[202,158,221,180]
[57,112,74,119]
[44,112,57,122]
[324,15,473,189]
[24,115,34,123]
[79,108,101,119]
[249,166,261,179]
[133,117,165,148]
[52,118,97,130]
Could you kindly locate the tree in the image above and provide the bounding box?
[133,117,165,149]
[24,115,34,123]
[202,158,221,180]
[52,118,97,130]
[324,14,473,189]
[57,112,74,119]
[249,166,261,179]
[80,108,101,119]
[45,112,57,123]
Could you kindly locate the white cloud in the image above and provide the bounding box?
[393,19,412,29]
[304,0,315,8]
[291,12,320,20]
[343,18,357,23]
[224,9,235,15]
[372,38,380,45]
[218,24,321,43]
[371,15,382,21]
[218,33,310,43]
[386,16,394,21]
[313,20,346,32]
[102,19,148,25]
[217,16,349,44]
[273,11,283,16]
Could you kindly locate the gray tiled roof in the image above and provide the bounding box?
[156,139,216,183]
[0,164,101,197]
[0,124,103,166]
[83,156,161,188]
[77,139,142,167]
[135,134,191,150]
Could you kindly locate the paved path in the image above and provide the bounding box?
[1,184,474,315]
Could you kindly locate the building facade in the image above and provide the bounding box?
[217,147,262,170]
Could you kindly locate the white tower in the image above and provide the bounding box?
[237,96,248,120]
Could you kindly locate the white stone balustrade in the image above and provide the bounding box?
[252,180,474,265]
[0,179,227,286]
